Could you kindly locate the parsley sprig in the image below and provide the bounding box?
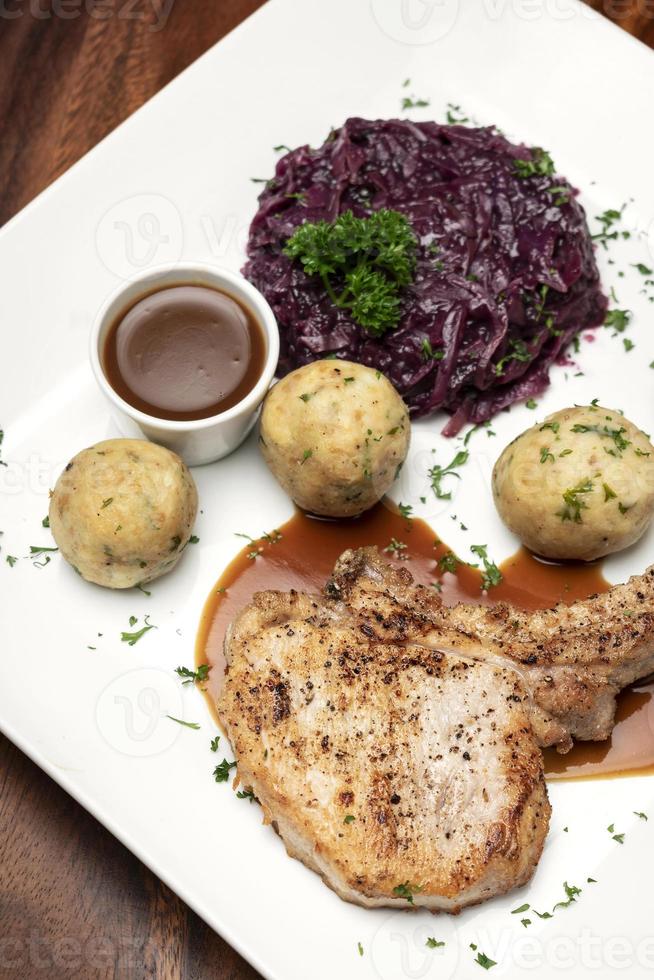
[392,881,422,904]
[470,544,503,590]
[428,449,469,500]
[175,664,211,686]
[284,209,417,337]
[557,479,593,524]
[121,614,156,646]
[592,207,625,248]
[494,338,531,377]
[213,759,237,783]
[571,422,630,455]
[514,147,555,179]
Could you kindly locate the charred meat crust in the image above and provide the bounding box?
[328,548,654,751]
[218,548,653,912]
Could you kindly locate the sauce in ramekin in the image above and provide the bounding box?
[103,284,266,421]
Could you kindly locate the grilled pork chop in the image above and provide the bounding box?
[328,548,654,752]
[219,590,549,911]
[217,548,654,911]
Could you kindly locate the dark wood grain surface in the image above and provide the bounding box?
[0,2,653,978]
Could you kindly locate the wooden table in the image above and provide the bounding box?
[0,2,652,977]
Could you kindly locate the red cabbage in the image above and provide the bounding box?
[243,118,606,434]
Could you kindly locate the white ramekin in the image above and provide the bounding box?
[89,263,279,466]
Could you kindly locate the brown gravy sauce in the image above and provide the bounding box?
[197,501,654,781]
[103,284,266,421]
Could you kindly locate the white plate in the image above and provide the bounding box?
[2,1,654,977]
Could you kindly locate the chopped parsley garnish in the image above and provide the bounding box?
[494,338,530,376]
[426,937,446,948]
[540,420,560,434]
[100,497,113,509]
[514,147,555,178]
[384,537,407,556]
[470,544,503,590]
[236,788,256,803]
[531,880,583,921]
[398,502,413,519]
[42,515,50,527]
[607,822,625,843]
[298,392,312,402]
[428,449,468,499]
[120,614,156,646]
[592,207,624,248]
[462,421,495,445]
[175,664,211,686]
[189,535,200,544]
[392,881,422,904]
[511,903,530,914]
[29,545,58,555]
[604,308,631,333]
[623,338,635,352]
[6,555,17,567]
[401,95,430,110]
[438,552,460,575]
[603,483,617,502]
[634,811,648,820]
[473,951,497,970]
[571,422,630,454]
[548,184,570,206]
[32,555,52,568]
[210,735,220,752]
[344,814,355,824]
[166,715,200,730]
[301,449,313,463]
[213,759,237,782]
[357,942,364,957]
[525,398,537,409]
[446,102,469,124]
[284,209,417,337]
[236,528,282,560]
[557,478,593,523]
[421,338,444,361]
[540,447,555,464]
[552,881,582,911]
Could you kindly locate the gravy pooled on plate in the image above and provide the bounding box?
[197,504,654,781]
[103,284,266,421]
